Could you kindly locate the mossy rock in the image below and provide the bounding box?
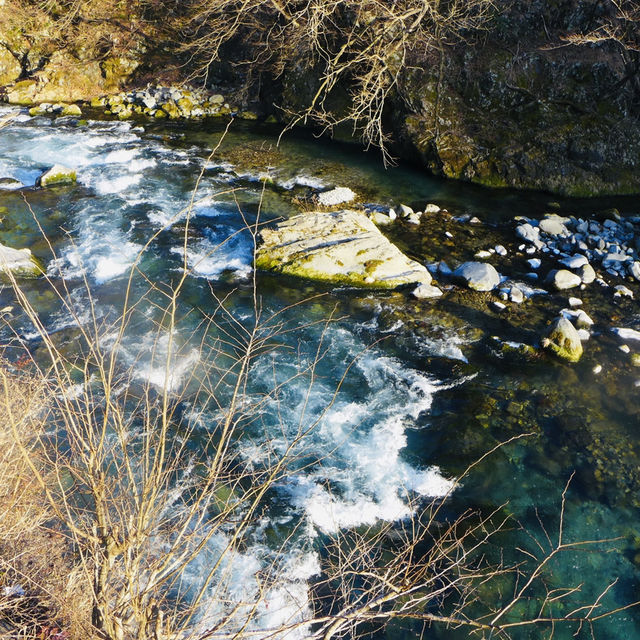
[36,165,77,188]
[542,317,583,363]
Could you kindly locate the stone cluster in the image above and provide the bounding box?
[515,212,640,289]
[28,102,82,117]
[89,85,256,121]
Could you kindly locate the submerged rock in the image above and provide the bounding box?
[542,316,583,362]
[255,210,433,288]
[317,187,356,207]
[412,282,443,299]
[0,244,41,277]
[37,165,77,187]
[453,261,500,291]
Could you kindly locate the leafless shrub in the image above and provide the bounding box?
[178,0,496,161]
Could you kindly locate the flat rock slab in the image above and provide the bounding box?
[256,210,433,288]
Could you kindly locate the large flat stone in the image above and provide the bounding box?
[256,210,433,288]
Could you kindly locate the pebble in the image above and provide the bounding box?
[577,328,591,341]
[568,297,582,307]
[619,344,631,354]
[614,284,634,298]
[559,254,588,269]
[492,301,507,311]
[508,286,524,304]
[527,258,542,269]
[495,245,507,256]
[475,250,492,259]
[593,364,602,374]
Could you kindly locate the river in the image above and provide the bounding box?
[0,106,639,639]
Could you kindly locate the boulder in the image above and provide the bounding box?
[255,210,433,288]
[453,261,500,291]
[612,327,640,341]
[369,211,393,226]
[0,244,41,277]
[578,263,596,284]
[559,254,588,269]
[539,216,568,236]
[549,269,582,290]
[542,316,583,362]
[37,165,77,187]
[516,223,541,246]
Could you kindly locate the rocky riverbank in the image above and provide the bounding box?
[254,183,640,370]
[2,0,640,197]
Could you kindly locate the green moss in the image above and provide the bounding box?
[256,251,401,289]
[363,258,385,275]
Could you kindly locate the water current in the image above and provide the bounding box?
[1,106,639,639]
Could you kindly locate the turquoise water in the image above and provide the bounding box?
[1,107,639,638]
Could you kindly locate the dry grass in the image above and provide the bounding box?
[0,361,92,639]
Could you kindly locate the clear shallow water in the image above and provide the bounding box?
[1,106,640,638]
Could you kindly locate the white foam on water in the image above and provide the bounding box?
[170,232,252,280]
[94,241,142,283]
[278,174,326,190]
[113,331,200,393]
[191,532,319,640]
[93,172,142,195]
[48,219,142,284]
[240,326,456,535]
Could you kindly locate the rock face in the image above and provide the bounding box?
[393,1,640,197]
[0,244,41,277]
[2,51,138,105]
[453,262,500,291]
[542,316,583,363]
[37,165,77,187]
[255,210,435,289]
[0,48,21,86]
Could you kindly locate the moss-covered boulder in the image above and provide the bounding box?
[256,210,434,289]
[0,244,42,277]
[542,316,583,363]
[36,165,76,187]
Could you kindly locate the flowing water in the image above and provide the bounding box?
[1,106,640,639]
